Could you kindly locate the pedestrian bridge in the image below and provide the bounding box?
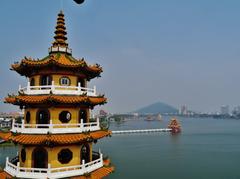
[112,128,172,134]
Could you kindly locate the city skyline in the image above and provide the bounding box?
[1,0,240,113]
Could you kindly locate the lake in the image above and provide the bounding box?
[1,117,240,179]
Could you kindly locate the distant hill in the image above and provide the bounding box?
[134,102,178,114]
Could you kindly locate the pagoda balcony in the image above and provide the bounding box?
[5,151,103,179]
[19,81,97,96]
[11,118,100,134]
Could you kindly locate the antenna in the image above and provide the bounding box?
[60,0,63,10]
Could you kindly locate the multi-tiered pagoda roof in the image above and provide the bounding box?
[0,10,114,179]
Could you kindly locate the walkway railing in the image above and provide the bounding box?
[5,152,103,179]
[19,81,97,96]
[11,118,100,134]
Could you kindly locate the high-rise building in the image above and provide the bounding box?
[179,105,188,115]
[220,105,229,115]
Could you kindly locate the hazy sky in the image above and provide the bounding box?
[1,0,240,113]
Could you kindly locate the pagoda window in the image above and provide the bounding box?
[60,76,71,86]
[40,75,52,86]
[21,148,26,163]
[79,109,87,123]
[81,144,90,163]
[30,78,35,86]
[58,149,73,164]
[26,111,31,124]
[59,111,71,123]
[37,109,50,126]
[32,147,48,168]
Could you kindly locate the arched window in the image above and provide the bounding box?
[26,111,31,124]
[21,148,26,163]
[58,149,73,164]
[40,75,52,86]
[60,77,70,86]
[59,111,71,123]
[81,144,90,163]
[32,147,48,168]
[37,109,50,126]
[30,78,35,86]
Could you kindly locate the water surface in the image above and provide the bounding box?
[1,117,240,179]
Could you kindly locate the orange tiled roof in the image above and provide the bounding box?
[71,166,114,179]
[0,171,12,179]
[11,53,102,78]
[5,95,106,106]
[0,130,111,145]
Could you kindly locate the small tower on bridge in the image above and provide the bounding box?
[168,118,181,133]
[0,11,114,179]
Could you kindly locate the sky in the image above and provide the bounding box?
[1,0,240,113]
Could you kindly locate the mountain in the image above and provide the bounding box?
[134,102,178,114]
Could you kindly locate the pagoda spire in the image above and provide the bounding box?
[52,10,68,47]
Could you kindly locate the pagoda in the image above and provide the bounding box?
[0,11,114,179]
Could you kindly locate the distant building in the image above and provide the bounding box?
[179,105,188,115]
[220,105,229,115]
[99,109,108,117]
[232,106,240,115]
[132,113,139,117]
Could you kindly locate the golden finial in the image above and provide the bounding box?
[52,10,68,47]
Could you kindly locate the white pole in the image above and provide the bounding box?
[21,119,25,129]
[97,118,100,126]
[17,162,20,173]
[6,157,9,167]
[80,119,84,132]
[27,81,30,93]
[82,160,85,170]
[49,120,53,133]
[78,82,81,94]
[47,163,51,176]
[12,119,15,130]
[51,81,55,93]
[93,85,96,96]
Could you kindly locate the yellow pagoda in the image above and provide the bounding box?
[0,11,114,179]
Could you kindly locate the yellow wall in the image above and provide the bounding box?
[25,108,90,124]
[19,144,93,168]
[29,75,87,87]
[24,108,38,125]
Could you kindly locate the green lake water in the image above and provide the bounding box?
[1,117,240,179]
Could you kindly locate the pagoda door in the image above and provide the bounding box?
[32,147,48,168]
[37,109,50,127]
[81,144,90,163]
[79,109,87,123]
[40,75,52,86]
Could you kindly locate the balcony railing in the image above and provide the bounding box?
[48,46,72,54]
[19,81,97,96]
[5,152,103,179]
[11,118,100,134]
